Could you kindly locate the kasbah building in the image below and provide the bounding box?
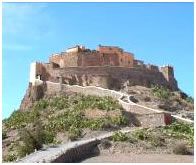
[29,45,178,91]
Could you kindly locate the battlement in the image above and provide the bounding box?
[66,45,86,53]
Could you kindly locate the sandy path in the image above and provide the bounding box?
[81,153,194,163]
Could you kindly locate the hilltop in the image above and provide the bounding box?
[2,84,194,162]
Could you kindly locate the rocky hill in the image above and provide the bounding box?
[2,85,194,162]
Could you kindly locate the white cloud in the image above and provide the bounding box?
[3,3,52,40]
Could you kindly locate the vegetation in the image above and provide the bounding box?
[160,122,194,147]
[3,94,127,161]
[132,129,163,147]
[44,95,127,139]
[17,124,56,158]
[111,122,194,149]
[179,91,194,104]
[3,108,40,130]
[151,84,172,99]
[111,131,130,142]
[2,130,7,140]
[3,153,17,162]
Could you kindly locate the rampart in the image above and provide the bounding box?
[31,65,178,91]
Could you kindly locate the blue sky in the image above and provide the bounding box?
[2,2,194,119]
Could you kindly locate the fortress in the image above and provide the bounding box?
[20,45,179,110]
[29,45,178,90]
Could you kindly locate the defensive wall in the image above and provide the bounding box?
[30,64,178,91]
[49,45,134,68]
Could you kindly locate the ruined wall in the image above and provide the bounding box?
[119,52,134,67]
[98,46,123,54]
[78,51,120,66]
[50,52,78,68]
[30,62,51,85]
[97,46,134,67]
[43,66,178,91]
[49,47,134,68]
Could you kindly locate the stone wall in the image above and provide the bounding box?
[51,140,99,163]
[43,66,178,90]
[49,47,134,68]
[136,113,172,128]
[50,52,78,68]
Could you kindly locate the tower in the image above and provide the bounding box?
[161,65,174,82]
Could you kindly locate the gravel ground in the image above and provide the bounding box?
[81,153,194,163]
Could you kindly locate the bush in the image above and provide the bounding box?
[3,153,17,162]
[133,130,150,141]
[111,131,129,142]
[68,126,82,141]
[17,123,56,158]
[150,136,164,147]
[44,95,128,133]
[185,97,194,104]
[151,84,172,99]
[2,130,7,140]
[33,99,49,110]
[173,142,190,155]
[71,95,123,111]
[3,109,40,130]
[17,128,42,157]
[161,122,194,147]
[49,96,69,109]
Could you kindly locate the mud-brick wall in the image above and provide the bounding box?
[77,52,120,67]
[49,52,78,68]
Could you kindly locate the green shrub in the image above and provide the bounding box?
[151,84,172,99]
[185,97,194,104]
[17,123,56,158]
[44,95,128,133]
[17,128,42,157]
[68,126,82,141]
[2,130,7,140]
[161,122,194,147]
[3,153,17,162]
[49,96,69,109]
[33,99,49,110]
[3,108,41,130]
[111,131,129,142]
[149,136,164,147]
[111,116,129,126]
[71,95,123,111]
[3,110,30,129]
[133,129,150,141]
